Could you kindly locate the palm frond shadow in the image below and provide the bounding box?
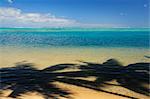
[56,59,149,99]
[77,59,150,96]
[0,59,149,99]
[0,63,74,99]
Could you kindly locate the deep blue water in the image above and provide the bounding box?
[0,31,149,48]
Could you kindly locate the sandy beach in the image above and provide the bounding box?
[0,28,149,99]
[0,81,149,99]
[0,46,149,99]
[0,0,149,98]
[0,46,149,68]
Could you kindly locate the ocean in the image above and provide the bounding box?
[0,28,149,68]
[0,28,149,48]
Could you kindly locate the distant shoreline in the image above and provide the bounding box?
[0,27,149,32]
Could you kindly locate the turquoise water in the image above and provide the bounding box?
[0,28,149,66]
[0,28,149,48]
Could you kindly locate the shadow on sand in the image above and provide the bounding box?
[0,59,149,99]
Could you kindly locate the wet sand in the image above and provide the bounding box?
[0,46,149,68]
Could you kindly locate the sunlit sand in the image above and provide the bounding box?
[0,46,149,69]
[0,46,149,99]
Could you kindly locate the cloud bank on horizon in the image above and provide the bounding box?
[0,7,77,28]
[0,7,119,28]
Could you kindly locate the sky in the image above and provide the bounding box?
[0,0,149,28]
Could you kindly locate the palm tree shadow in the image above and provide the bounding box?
[0,63,72,99]
[117,63,150,96]
[0,59,149,99]
[56,59,139,99]
[77,59,150,96]
[54,59,149,99]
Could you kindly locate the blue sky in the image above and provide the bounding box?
[0,0,149,28]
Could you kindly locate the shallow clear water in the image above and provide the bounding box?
[0,28,149,67]
[0,29,149,48]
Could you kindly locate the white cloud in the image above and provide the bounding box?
[0,7,121,28]
[0,7,78,27]
[7,0,13,4]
